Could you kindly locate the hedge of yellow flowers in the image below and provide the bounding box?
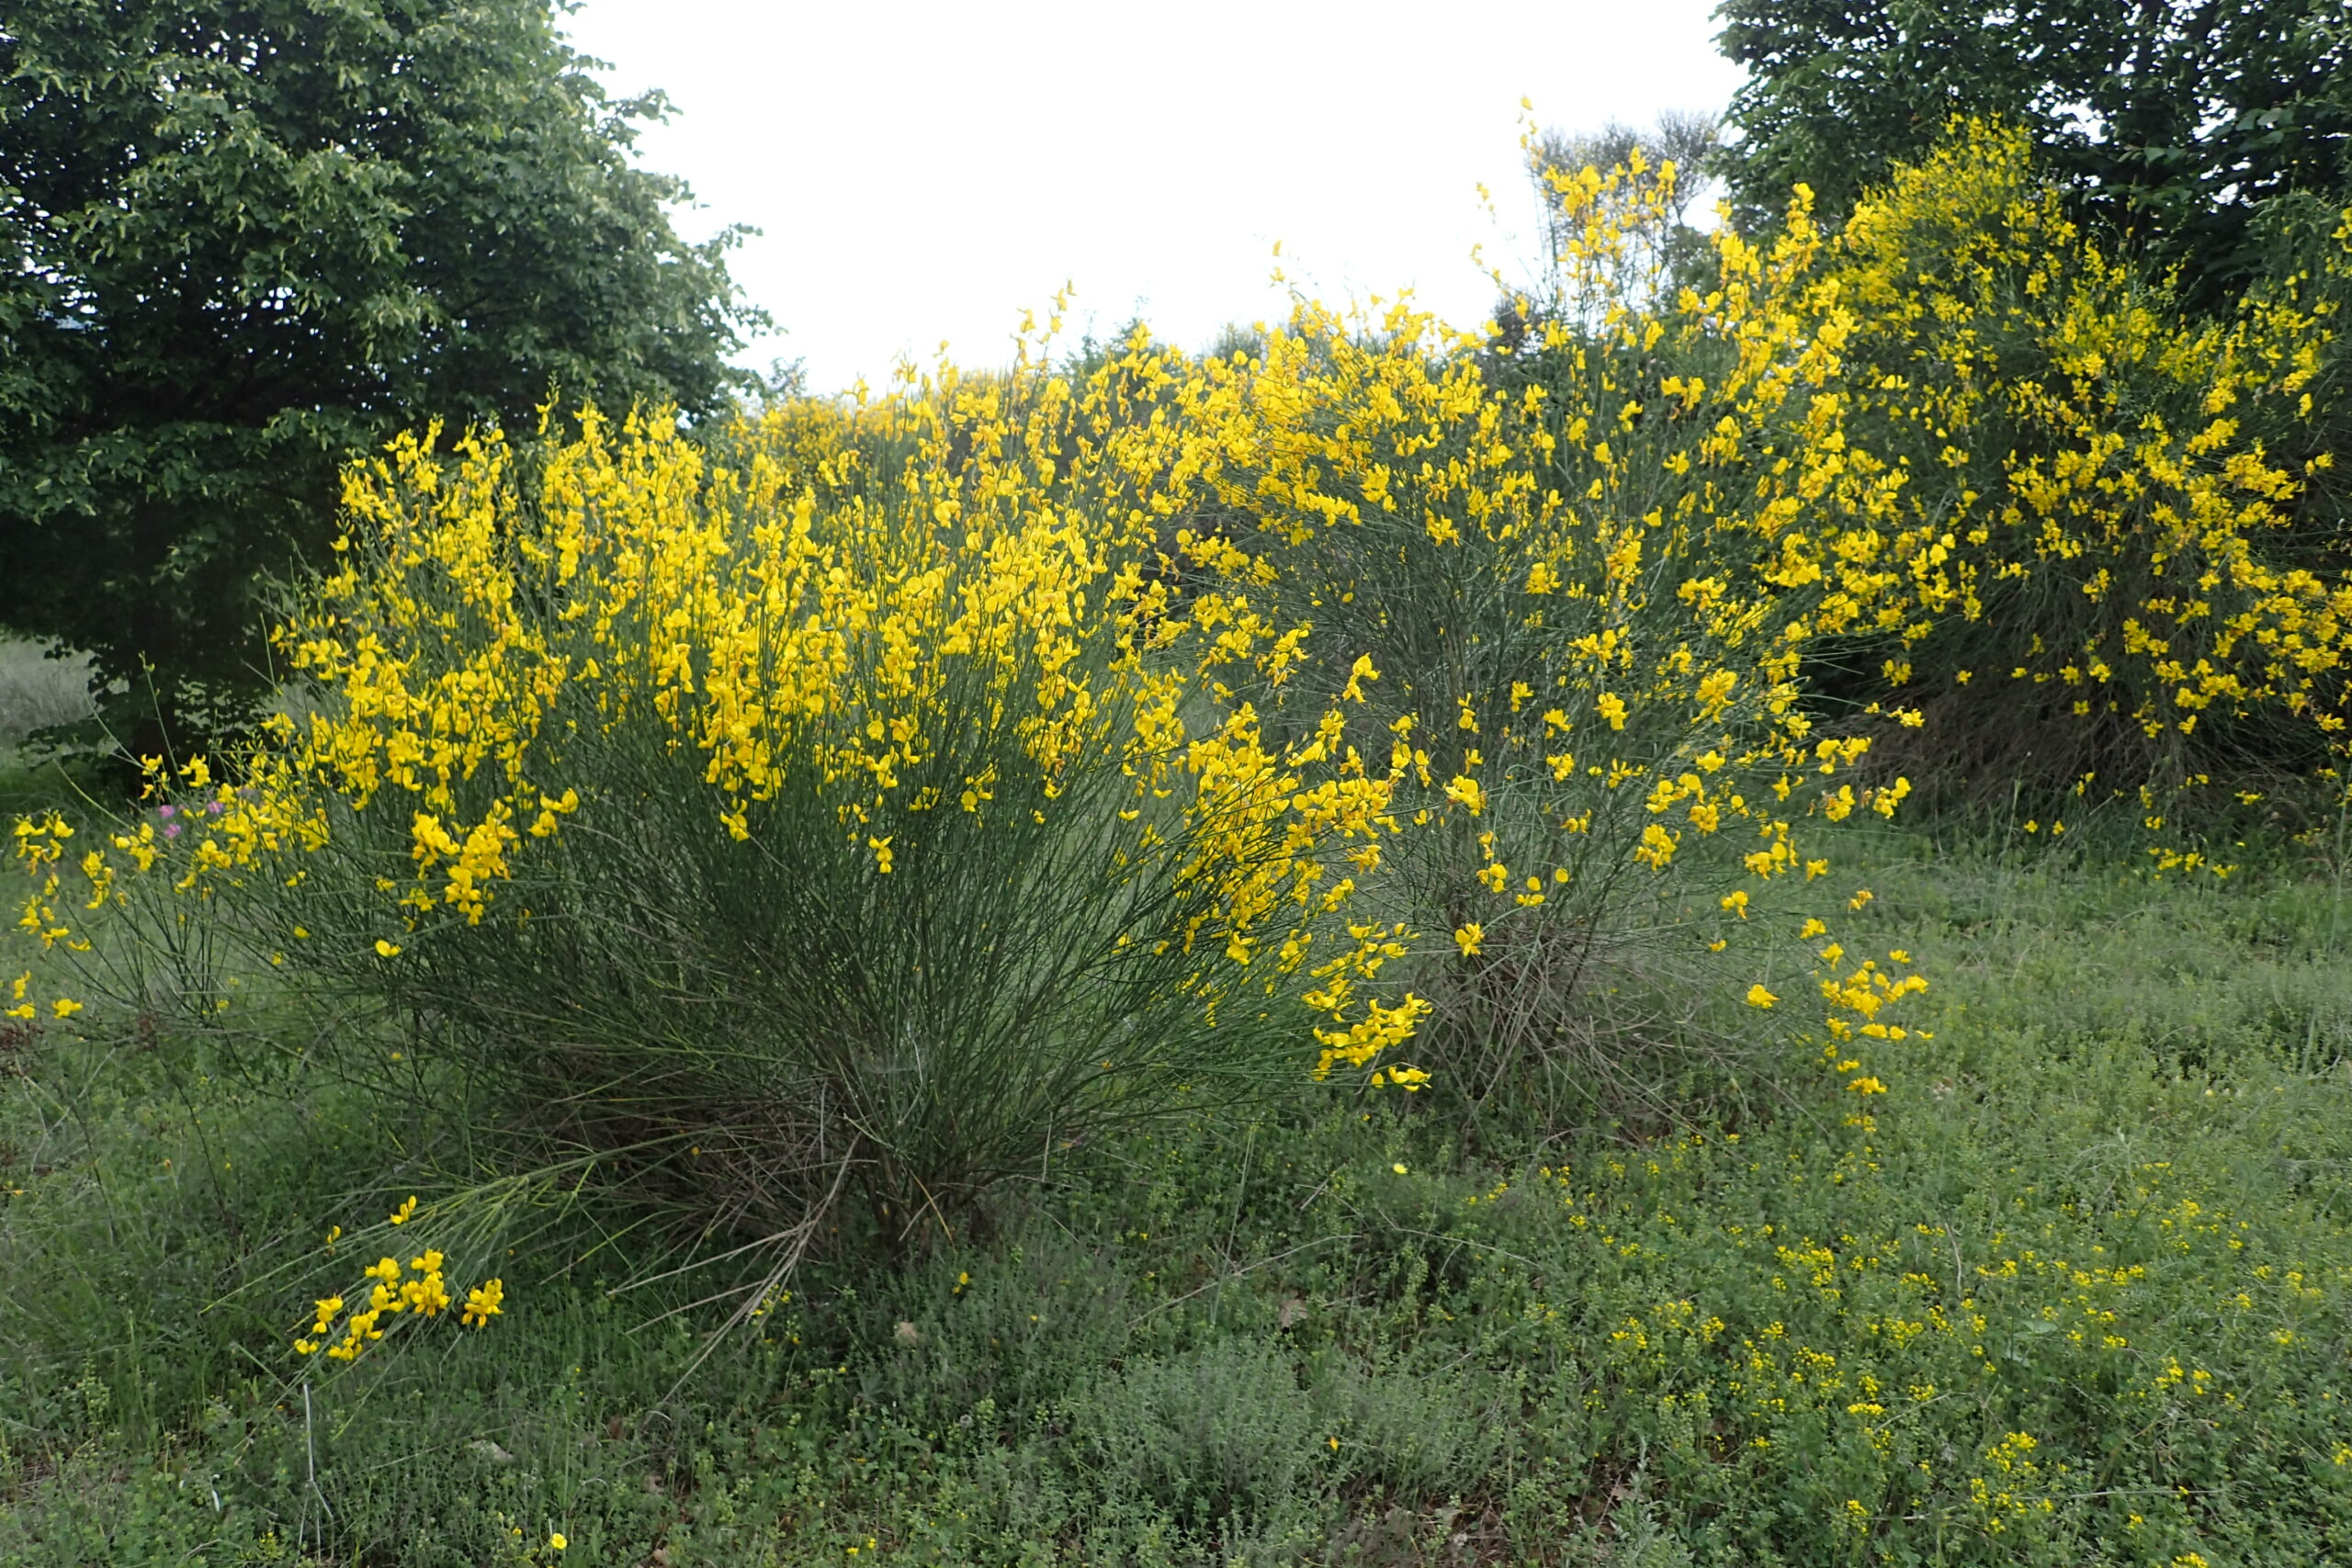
[74,126,2352,1222]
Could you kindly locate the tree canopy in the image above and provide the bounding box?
[0,0,765,760]
[1713,0,2352,310]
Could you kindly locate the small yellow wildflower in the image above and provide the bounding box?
[462,1278,505,1327]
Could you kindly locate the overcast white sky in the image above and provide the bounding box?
[560,1,1744,392]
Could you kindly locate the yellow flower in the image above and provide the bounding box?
[462,1278,505,1327]
[401,1269,452,1316]
[1746,985,1778,1009]
[374,939,401,958]
[1453,923,1484,957]
[388,1195,418,1225]
[1391,1163,1408,1176]
[550,1532,568,1551]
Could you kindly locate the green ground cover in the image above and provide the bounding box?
[0,638,100,822]
[3,818,2348,1567]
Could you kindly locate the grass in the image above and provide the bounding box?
[0,638,109,822]
[0,639,92,751]
[3,819,2351,1565]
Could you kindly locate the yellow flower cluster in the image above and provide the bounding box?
[293,1200,503,1361]
[8,814,85,1021]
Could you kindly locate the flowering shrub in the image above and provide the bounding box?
[1154,152,1919,1112]
[25,341,1423,1241]
[1762,124,2352,811]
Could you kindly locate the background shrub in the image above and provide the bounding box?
[1789,125,2352,809]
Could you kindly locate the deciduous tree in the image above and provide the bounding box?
[0,0,765,761]
[1714,0,2352,310]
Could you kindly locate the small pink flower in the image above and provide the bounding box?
[163,822,181,840]
[157,804,175,819]
[206,800,224,816]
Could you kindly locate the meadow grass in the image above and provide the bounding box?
[0,640,90,752]
[3,817,2349,1566]
[0,638,104,823]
